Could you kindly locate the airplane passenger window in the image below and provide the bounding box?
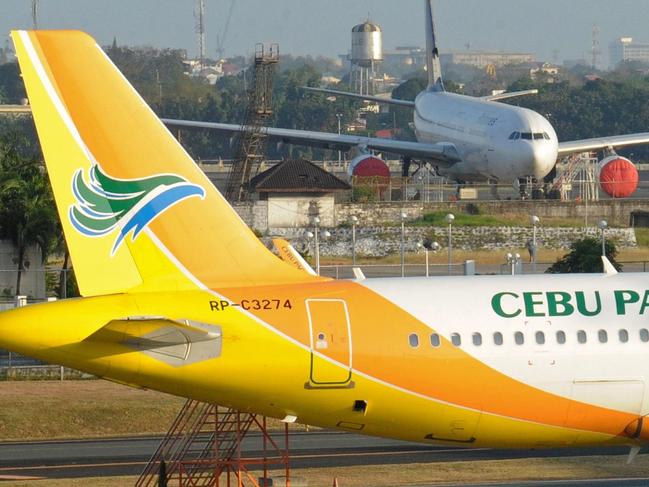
[556,330,566,344]
[430,333,441,348]
[408,333,419,348]
[577,330,587,344]
[535,331,545,345]
[514,331,524,345]
[640,329,649,342]
[619,329,629,343]
[472,333,482,346]
[493,332,503,345]
[521,132,533,140]
[451,333,461,347]
[598,329,608,343]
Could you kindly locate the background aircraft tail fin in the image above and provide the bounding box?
[12,30,323,296]
[425,0,445,92]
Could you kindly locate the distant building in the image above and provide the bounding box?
[529,62,560,82]
[250,159,350,228]
[610,37,649,67]
[383,46,427,67]
[440,51,534,69]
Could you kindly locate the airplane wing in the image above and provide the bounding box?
[162,118,462,164]
[558,133,649,155]
[301,86,415,108]
[303,87,539,105]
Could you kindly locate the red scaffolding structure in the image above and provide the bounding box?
[136,400,290,487]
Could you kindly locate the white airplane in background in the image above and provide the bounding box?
[164,0,649,196]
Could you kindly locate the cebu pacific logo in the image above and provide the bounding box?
[69,164,205,255]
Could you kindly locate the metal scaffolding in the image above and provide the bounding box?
[136,399,290,487]
[225,43,279,202]
[551,152,599,201]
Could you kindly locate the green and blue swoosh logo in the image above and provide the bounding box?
[69,164,205,255]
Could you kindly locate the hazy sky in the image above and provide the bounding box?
[1,1,648,67]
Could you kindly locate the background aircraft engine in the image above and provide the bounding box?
[348,154,390,178]
[598,155,639,198]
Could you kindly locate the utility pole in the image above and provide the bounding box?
[31,0,39,29]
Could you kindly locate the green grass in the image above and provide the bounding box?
[635,228,649,247]
[411,211,593,228]
[412,211,527,227]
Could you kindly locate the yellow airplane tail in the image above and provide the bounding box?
[12,30,323,296]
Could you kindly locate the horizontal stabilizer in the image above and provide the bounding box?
[482,89,539,102]
[85,316,222,367]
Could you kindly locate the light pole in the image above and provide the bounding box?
[445,213,455,275]
[400,212,407,277]
[598,219,608,257]
[312,217,321,275]
[506,252,521,276]
[530,215,540,273]
[336,113,343,166]
[420,240,440,277]
[350,215,358,266]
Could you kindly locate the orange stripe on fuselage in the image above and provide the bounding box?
[219,280,634,438]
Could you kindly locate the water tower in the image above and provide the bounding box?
[350,21,382,95]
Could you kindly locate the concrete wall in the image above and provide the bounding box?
[267,226,636,257]
[234,195,335,231]
[235,200,649,232]
[336,200,649,227]
[267,195,335,228]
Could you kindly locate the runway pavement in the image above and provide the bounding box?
[0,430,644,482]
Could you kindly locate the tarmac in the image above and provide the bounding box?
[0,430,646,484]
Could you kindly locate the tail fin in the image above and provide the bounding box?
[272,238,316,276]
[425,0,445,92]
[12,30,322,296]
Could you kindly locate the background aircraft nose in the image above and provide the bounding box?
[532,142,558,179]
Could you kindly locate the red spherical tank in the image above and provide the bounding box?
[349,154,391,179]
[599,156,638,198]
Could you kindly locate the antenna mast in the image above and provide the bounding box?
[591,23,601,70]
[194,0,206,68]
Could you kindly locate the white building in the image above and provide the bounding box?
[610,37,649,67]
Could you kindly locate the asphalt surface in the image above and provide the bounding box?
[0,431,645,483]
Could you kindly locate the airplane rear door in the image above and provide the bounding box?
[305,299,353,387]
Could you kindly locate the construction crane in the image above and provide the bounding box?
[215,0,237,60]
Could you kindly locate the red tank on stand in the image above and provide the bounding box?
[598,155,638,198]
[348,154,390,179]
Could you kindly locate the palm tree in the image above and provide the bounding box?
[0,134,58,296]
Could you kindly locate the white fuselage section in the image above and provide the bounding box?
[414,91,559,182]
[363,272,649,419]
